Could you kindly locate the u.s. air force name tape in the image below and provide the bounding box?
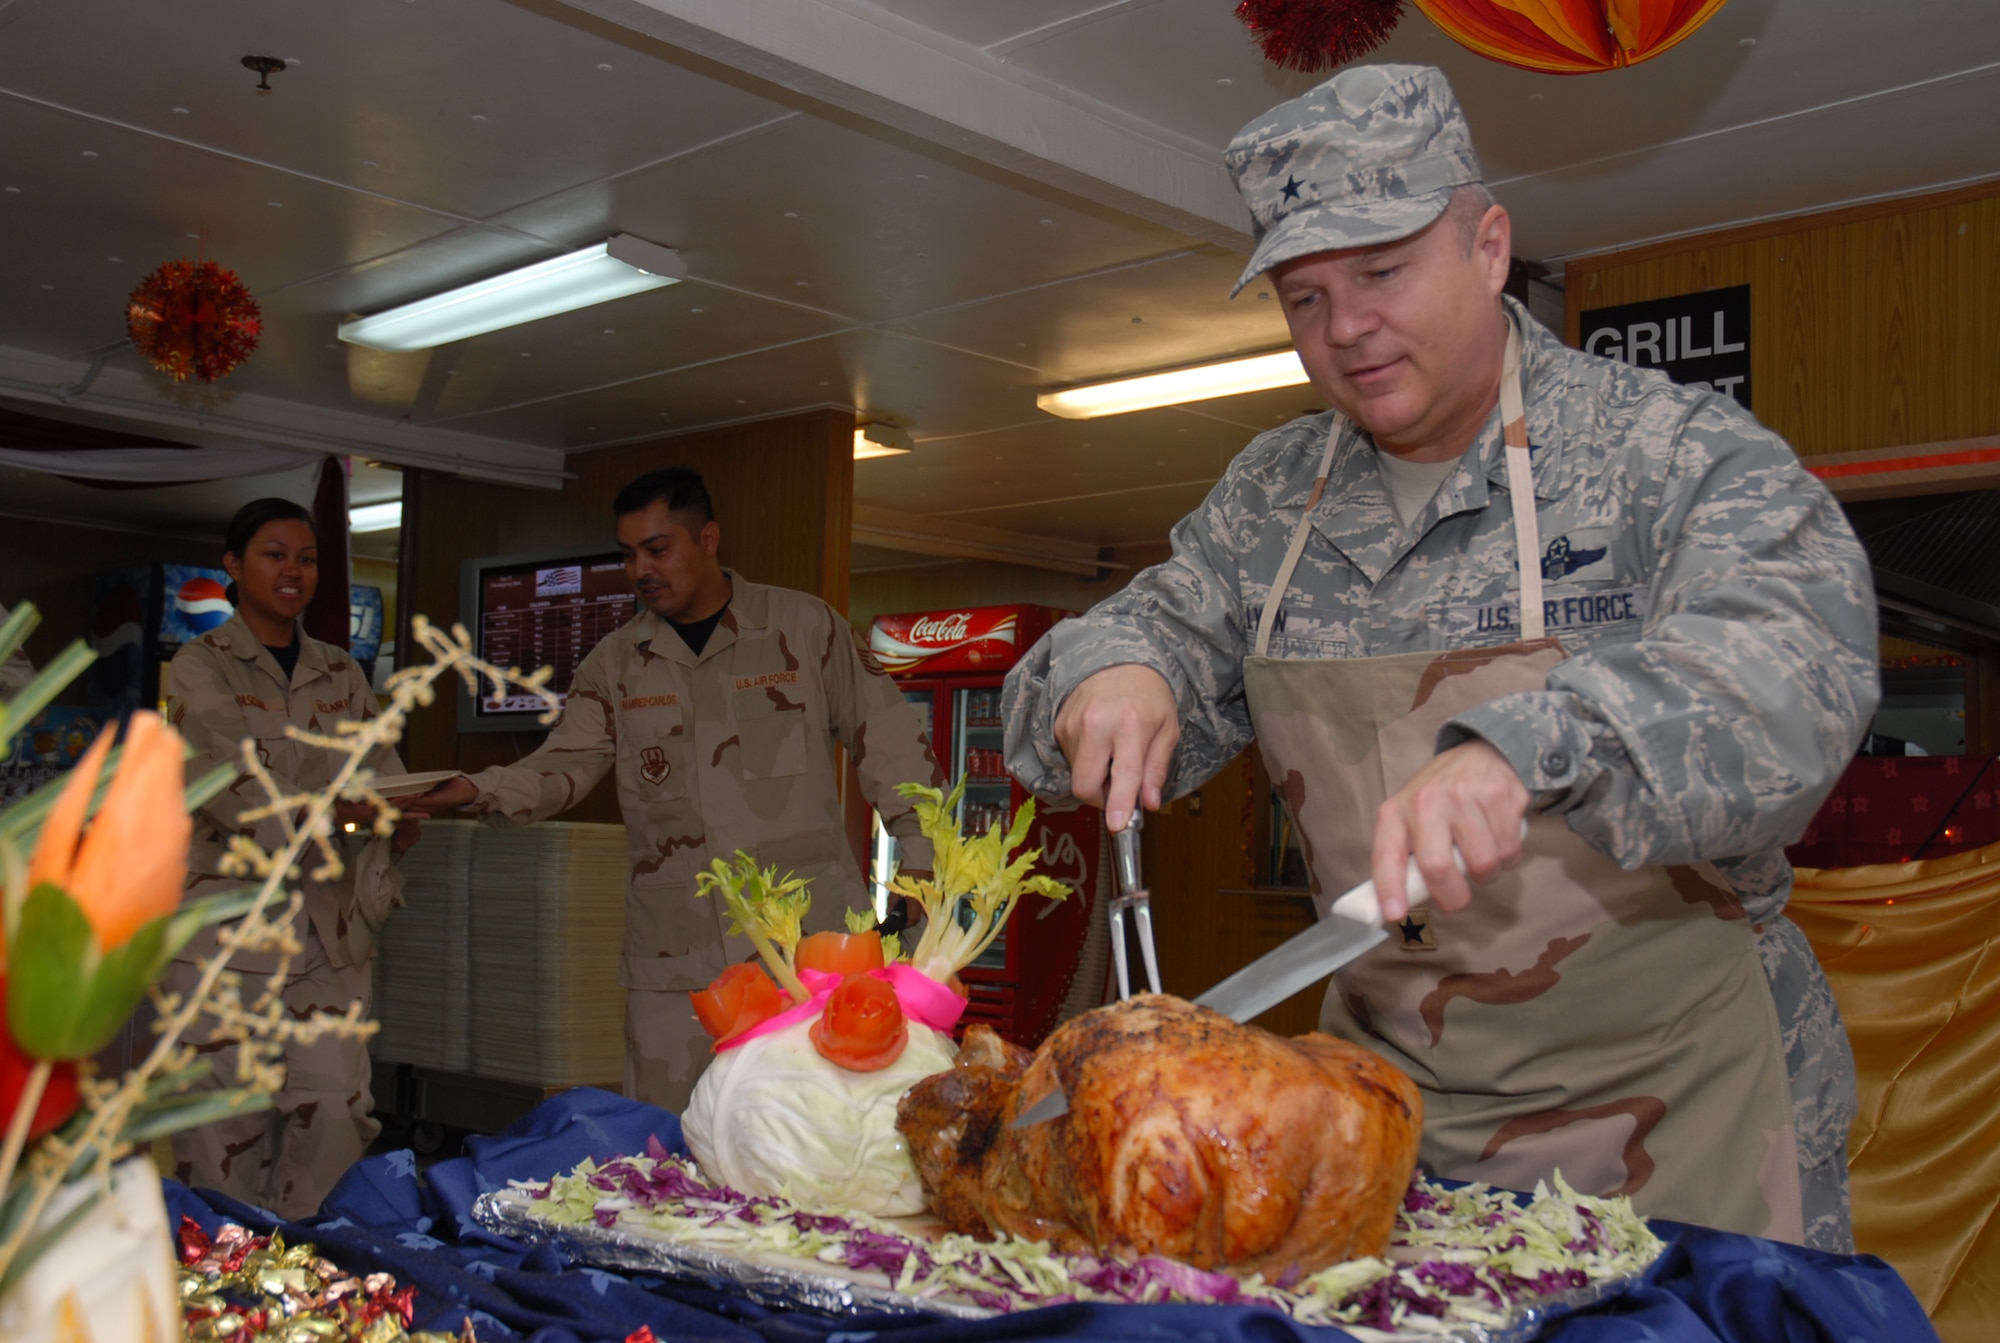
[1443,588,1650,642]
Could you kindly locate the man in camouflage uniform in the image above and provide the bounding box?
[1003,65,1876,1250]
[413,468,942,1114]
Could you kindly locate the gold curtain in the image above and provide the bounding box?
[1791,841,2000,1341]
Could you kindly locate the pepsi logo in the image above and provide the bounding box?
[175,576,233,633]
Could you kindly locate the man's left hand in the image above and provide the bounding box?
[1372,740,1529,921]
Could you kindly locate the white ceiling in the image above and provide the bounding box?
[1,0,1995,563]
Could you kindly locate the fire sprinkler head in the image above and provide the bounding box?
[241,56,286,94]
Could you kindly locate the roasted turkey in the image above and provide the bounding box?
[896,995,1422,1275]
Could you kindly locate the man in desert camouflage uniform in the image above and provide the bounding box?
[413,468,942,1114]
[1004,65,1876,1250]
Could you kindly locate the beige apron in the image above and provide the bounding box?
[1243,324,1804,1241]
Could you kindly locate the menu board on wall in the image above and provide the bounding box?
[471,556,635,719]
[1578,284,1751,410]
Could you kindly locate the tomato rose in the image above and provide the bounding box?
[796,930,885,978]
[0,980,78,1141]
[809,972,907,1072]
[691,963,788,1044]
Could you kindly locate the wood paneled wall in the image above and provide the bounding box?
[1143,745,1328,1036]
[1565,183,2000,459]
[399,409,853,821]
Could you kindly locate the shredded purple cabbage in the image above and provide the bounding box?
[1070,1255,1242,1306]
[1413,1260,1503,1307]
[552,1157,1634,1324]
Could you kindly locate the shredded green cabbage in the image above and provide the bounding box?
[524,1151,1664,1331]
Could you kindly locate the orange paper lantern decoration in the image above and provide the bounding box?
[1411,0,1731,73]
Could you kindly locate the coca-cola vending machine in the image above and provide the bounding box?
[868,605,1104,1049]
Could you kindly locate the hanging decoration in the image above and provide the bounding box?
[1234,0,1406,73]
[1234,0,1730,75]
[1409,0,1732,74]
[125,256,263,384]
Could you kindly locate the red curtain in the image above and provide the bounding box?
[304,456,352,650]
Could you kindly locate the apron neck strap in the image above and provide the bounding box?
[1251,313,1542,659]
[1253,427,1343,659]
[1501,318,1545,641]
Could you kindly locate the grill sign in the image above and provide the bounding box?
[1579,284,1750,410]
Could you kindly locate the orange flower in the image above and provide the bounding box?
[27,712,188,951]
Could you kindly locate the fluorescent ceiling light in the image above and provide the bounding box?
[1036,349,1310,419]
[337,235,686,352]
[349,500,402,533]
[854,424,912,460]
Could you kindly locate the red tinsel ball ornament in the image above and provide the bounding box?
[126,257,262,384]
[1236,0,1405,73]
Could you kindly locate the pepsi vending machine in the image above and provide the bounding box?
[87,565,234,717]
[87,564,384,715]
[867,605,1104,1048]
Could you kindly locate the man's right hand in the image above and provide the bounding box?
[1051,664,1177,832]
[402,775,478,814]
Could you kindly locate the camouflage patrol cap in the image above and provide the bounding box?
[1225,64,1483,295]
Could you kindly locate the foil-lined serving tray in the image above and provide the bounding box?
[473,1187,1651,1340]
[475,1189,990,1320]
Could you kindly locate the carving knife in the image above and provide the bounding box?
[1010,861,1417,1129]
[1192,848,1479,1024]
[1010,844,1483,1129]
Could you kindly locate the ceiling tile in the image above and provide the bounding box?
[0,97,459,360]
[859,384,1323,543]
[0,0,799,221]
[490,112,1201,326]
[1509,66,2000,261]
[892,246,1292,385]
[859,0,1121,51]
[996,0,1321,146]
[361,275,850,431]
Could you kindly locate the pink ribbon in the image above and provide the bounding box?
[716,963,966,1052]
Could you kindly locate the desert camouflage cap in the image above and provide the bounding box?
[1225,64,1483,295]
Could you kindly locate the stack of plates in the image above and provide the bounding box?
[371,819,478,1072]
[467,822,627,1088]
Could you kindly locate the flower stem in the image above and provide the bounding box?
[0,1061,52,1199]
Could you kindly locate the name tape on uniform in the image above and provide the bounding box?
[1444,588,1650,641]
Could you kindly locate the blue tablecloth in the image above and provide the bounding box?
[165,1087,1937,1343]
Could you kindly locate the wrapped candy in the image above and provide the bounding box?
[176,1219,470,1343]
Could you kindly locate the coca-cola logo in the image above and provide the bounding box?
[909,613,974,646]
